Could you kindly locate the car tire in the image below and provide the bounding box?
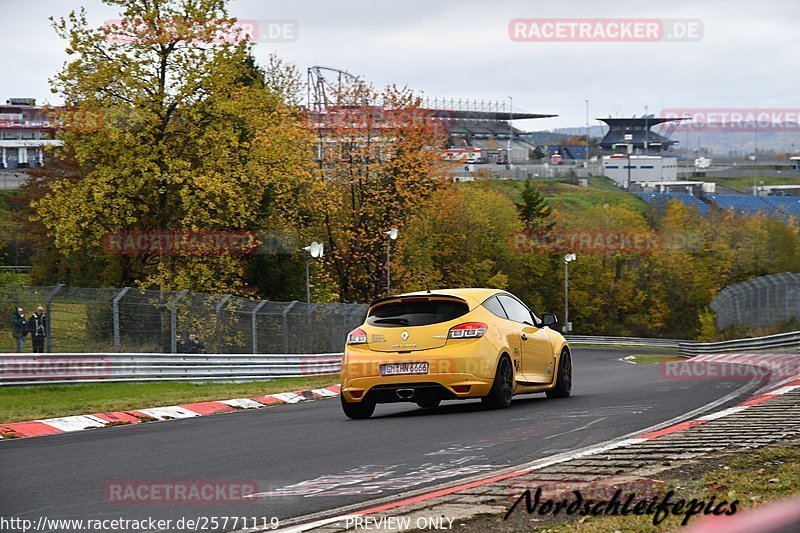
[546,348,572,399]
[341,394,376,419]
[416,398,441,409]
[482,356,513,409]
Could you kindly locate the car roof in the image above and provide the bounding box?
[377,288,504,309]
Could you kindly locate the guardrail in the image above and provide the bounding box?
[679,331,800,356]
[566,335,683,349]
[0,353,343,386]
[2,331,799,386]
[567,332,800,355]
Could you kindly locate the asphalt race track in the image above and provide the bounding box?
[0,348,759,531]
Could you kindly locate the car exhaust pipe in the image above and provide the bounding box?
[396,388,415,400]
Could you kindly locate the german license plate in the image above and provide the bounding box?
[381,362,429,376]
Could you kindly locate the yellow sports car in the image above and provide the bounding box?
[340,288,572,419]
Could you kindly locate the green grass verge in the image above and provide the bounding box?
[486,178,648,214]
[629,354,686,364]
[708,175,800,194]
[575,345,680,352]
[541,444,800,532]
[0,375,339,423]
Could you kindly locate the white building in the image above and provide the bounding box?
[602,155,678,187]
[0,98,62,169]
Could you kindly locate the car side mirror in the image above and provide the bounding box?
[540,313,557,328]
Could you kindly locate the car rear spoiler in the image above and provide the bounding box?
[368,293,469,309]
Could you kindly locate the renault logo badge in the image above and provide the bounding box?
[401,330,409,341]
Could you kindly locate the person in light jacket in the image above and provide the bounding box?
[28,306,47,353]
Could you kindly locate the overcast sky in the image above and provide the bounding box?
[2,0,798,129]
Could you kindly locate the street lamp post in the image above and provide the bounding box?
[623,134,633,190]
[302,241,324,304]
[753,118,759,196]
[507,96,513,167]
[584,99,590,168]
[684,113,691,155]
[305,254,310,303]
[627,150,631,190]
[563,253,576,333]
[385,228,398,295]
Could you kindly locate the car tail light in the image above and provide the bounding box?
[452,385,471,393]
[350,390,364,398]
[448,322,488,339]
[347,328,367,345]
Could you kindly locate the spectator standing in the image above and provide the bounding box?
[188,334,205,354]
[11,307,27,353]
[176,334,188,353]
[28,306,47,353]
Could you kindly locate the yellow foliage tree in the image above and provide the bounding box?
[33,0,314,294]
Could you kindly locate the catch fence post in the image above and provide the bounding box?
[170,290,188,353]
[281,301,297,353]
[252,300,268,354]
[44,284,64,353]
[112,287,131,352]
[215,294,232,354]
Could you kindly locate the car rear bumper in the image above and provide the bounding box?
[340,339,502,403]
[341,375,494,403]
[365,382,458,403]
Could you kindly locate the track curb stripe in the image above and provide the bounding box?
[636,419,707,439]
[0,384,341,440]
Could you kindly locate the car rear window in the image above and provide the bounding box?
[367,299,469,327]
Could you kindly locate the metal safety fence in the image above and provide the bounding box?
[566,335,683,349]
[1,332,799,385]
[710,272,800,331]
[567,332,800,355]
[0,285,368,354]
[679,330,800,356]
[0,352,342,386]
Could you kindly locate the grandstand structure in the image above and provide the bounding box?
[711,272,800,331]
[708,194,800,217]
[635,191,800,218]
[306,66,557,165]
[598,116,685,153]
[419,97,556,163]
[634,192,710,214]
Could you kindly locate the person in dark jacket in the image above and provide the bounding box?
[28,306,47,353]
[11,307,27,353]
[187,334,205,354]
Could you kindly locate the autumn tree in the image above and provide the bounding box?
[517,180,554,230]
[33,0,313,293]
[396,184,521,293]
[311,81,449,302]
[554,203,654,335]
